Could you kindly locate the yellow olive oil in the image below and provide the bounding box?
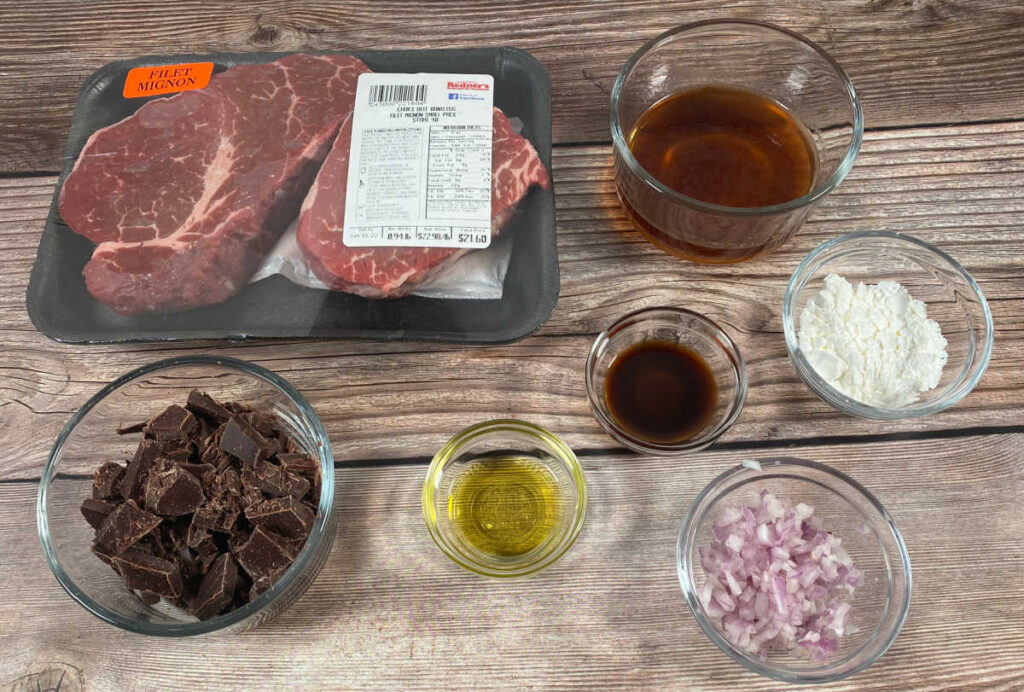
[447,455,565,558]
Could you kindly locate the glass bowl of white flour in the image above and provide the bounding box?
[783,231,993,419]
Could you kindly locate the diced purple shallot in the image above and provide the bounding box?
[695,491,861,659]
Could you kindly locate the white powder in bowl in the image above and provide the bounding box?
[797,273,948,408]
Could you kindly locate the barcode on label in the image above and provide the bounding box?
[369,84,428,105]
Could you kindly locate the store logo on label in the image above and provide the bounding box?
[446,80,490,91]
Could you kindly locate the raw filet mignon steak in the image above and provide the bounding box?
[295,108,551,298]
[58,54,371,315]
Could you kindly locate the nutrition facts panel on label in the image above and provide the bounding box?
[344,73,494,249]
[427,125,491,218]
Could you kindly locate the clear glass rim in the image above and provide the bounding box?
[36,354,335,637]
[421,419,588,578]
[610,19,864,217]
[585,307,748,455]
[782,231,995,419]
[676,457,913,684]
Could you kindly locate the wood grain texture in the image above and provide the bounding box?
[1,122,1021,481]
[2,1,1024,170]
[2,434,1022,690]
[1,5,1022,683]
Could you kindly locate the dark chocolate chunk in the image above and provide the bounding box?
[95,500,162,554]
[241,410,279,438]
[116,421,147,435]
[91,462,124,500]
[177,546,203,582]
[277,454,317,502]
[144,460,205,516]
[91,542,117,566]
[162,516,192,550]
[263,436,284,458]
[163,440,194,464]
[192,535,220,571]
[196,415,213,442]
[187,513,213,548]
[241,483,263,511]
[232,526,297,582]
[240,412,283,457]
[110,548,183,598]
[284,535,308,556]
[134,534,169,559]
[278,454,321,503]
[186,390,232,424]
[145,404,199,442]
[178,462,215,482]
[249,574,276,600]
[228,526,252,554]
[224,401,252,416]
[213,453,234,475]
[190,501,240,538]
[190,553,239,620]
[285,472,311,500]
[200,438,227,468]
[81,498,117,529]
[206,467,242,498]
[212,504,241,534]
[219,417,268,465]
[138,591,161,606]
[245,496,315,541]
[277,453,318,480]
[242,459,291,497]
[201,470,244,530]
[119,439,163,501]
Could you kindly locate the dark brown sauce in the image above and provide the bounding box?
[604,340,718,444]
[628,86,816,208]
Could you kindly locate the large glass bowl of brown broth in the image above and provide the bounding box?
[586,307,747,454]
[422,420,587,578]
[611,20,863,262]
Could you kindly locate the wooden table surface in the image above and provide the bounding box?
[1,2,1022,690]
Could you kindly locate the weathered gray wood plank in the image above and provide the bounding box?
[2,433,1021,689]
[2,1,1024,170]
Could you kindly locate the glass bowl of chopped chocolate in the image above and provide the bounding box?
[783,231,993,419]
[37,355,334,635]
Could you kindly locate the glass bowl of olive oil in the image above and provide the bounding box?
[422,420,587,578]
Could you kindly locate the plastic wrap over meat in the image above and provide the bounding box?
[58,53,549,314]
[292,109,550,298]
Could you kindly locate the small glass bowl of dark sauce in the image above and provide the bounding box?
[586,307,747,454]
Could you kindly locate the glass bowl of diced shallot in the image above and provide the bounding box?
[677,458,911,683]
[37,355,335,636]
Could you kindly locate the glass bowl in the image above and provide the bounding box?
[37,355,335,636]
[586,307,747,454]
[611,19,862,262]
[677,458,912,683]
[422,420,587,578]
[783,231,994,418]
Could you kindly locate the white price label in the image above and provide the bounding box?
[343,73,494,249]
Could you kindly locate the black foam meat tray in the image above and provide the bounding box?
[26,48,558,343]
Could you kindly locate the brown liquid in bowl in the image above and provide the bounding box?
[628,86,816,208]
[603,340,718,444]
